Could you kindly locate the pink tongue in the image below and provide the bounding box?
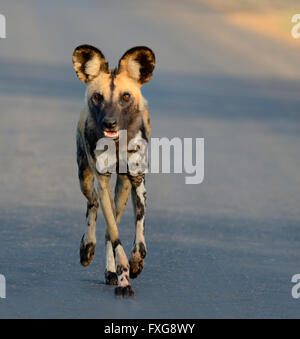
[105,131,118,137]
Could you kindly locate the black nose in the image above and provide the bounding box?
[103,117,117,130]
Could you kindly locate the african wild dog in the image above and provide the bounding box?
[72,45,155,297]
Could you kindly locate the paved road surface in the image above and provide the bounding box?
[0,0,300,318]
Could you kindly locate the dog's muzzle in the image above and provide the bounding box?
[102,117,119,139]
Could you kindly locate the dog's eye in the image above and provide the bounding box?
[122,93,131,102]
[92,93,103,105]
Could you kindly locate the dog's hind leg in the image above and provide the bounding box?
[77,136,99,267]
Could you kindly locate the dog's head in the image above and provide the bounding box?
[72,45,155,140]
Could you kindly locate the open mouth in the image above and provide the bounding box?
[104,130,119,139]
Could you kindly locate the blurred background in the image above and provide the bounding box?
[0,0,300,318]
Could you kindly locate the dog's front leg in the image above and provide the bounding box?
[96,174,134,297]
[129,174,147,279]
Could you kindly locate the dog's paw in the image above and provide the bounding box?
[105,270,118,285]
[129,259,144,279]
[129,242,146,279]
[115,285,135,298]
[80,235,96,267]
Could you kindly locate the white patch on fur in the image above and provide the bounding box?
[115,245,131,287]
[85,57,100,77]
[136,181,146,205]
[135,181,146,244]
[83,228,96,245]
[106,241,116,273]
[83,207,97,245]
[115,245,127,266]
[136,217,145,244]
[135,130,142,140]
[127,59,140,80]
[139,96,148,111]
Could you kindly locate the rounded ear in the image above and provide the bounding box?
[72,45,109,83]
[117,46,155,85]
